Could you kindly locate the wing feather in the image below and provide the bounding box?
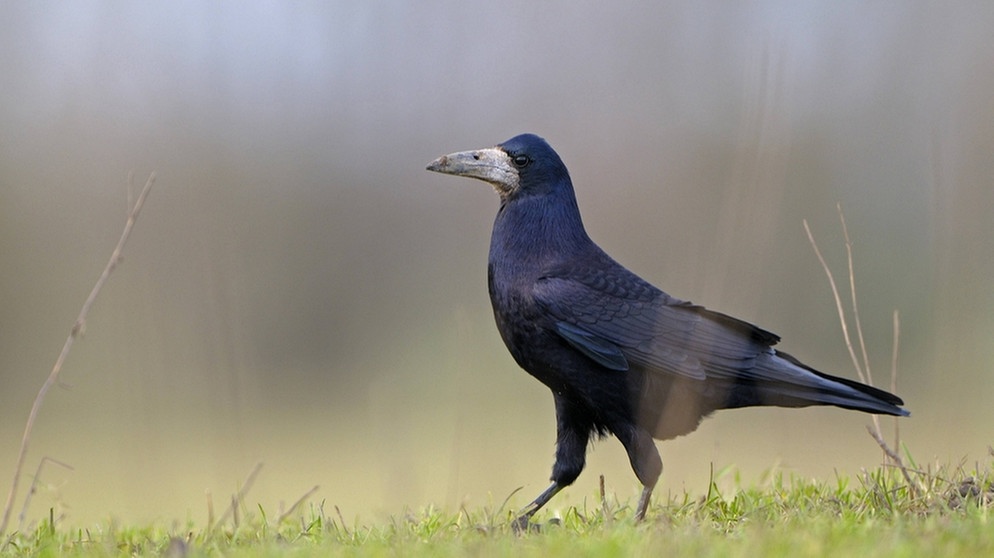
[534,264,781,382]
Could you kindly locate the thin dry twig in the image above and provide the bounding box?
[277,485,320,524]
[206,489,215,528]
[837,204,874,387]
[335,505,350,537]
[891,310,902,455]
[599,474,609,519]
[804,217,884,437]
[0,173,155,537]
[836,206,883,436]
[866,426,917,497]
[17,457,74,532]
[805,211,907,471]
[214,462,263,529]
[803,218,866,384]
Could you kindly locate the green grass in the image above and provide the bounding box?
[3,461,993,557]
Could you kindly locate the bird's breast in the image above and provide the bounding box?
[487,262,568,387]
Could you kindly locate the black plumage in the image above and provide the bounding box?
[426,133,908,524]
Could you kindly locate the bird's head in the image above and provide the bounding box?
[426,133,572,201]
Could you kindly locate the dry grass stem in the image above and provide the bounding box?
[804,211,907,468]
[891,310,902,455]
[837,204,875,388]
[0,173,155,537]
[335,505,349,537]
[866,426,917,497]
[277,485,320,524]
[802,218,866,385]
[214,462,263,529]
[835,206,883,436]
[206,490,215,528]
[17,457,74,532]
[599,475,610,520]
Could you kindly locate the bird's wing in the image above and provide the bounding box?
[533,266,781,381]
[553,320,631,371]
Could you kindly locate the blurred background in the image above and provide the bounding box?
[1,2,993,528]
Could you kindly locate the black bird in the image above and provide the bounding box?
[426,133,909,525]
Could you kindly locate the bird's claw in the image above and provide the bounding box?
[511,515,560,533]
[511,515,537,533]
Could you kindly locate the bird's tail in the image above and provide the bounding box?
[760,350,909,417]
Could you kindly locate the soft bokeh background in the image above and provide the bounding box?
[2,2,992,528]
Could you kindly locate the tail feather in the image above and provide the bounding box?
[767,350,909,416]
[637,348,910,441]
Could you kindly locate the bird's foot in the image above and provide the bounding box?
[511,515,537,533]
[511,481,563,533]
[511,515,560,533]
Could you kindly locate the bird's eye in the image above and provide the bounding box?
[512,155,530,167]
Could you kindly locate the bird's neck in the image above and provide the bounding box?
[489,189,592,275]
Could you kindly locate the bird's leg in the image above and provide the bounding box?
[634,484,654,521]
[513,394,592,530]
[615,425,662,522]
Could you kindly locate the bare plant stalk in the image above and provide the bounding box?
[836,206,882,436]
[214,462,263,529]
[866,426,916,497]
[837,204,874,386]
[17,457,74,532]
[276,485,320,524]
[0,173,155,537]
[335,505,350,537]
[805,214,908,472]
[891,310,901,454]
[599,474,609,519]
[802,219,866,383]
[206,489,215,528]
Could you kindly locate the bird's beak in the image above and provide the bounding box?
[426,147,519,196]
